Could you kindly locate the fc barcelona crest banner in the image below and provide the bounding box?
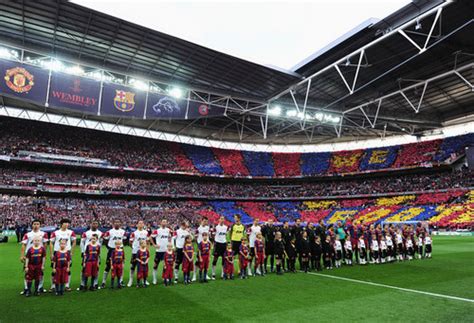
[0,59,49,104]
[101,83,146,118]
[49,72,101,114]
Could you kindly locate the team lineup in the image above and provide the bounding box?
[21,214,433,297]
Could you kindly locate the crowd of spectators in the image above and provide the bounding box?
[0,166,471,199]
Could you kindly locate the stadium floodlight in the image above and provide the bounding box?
[268,105,281,116]
[415,19,422,30]
[286,110,297,117]
[129,78,149,91]
[45,59,65,72]
[65,65,84,76]
[297,111,305,120]
[0,47,19,59]
[168,87,184,99]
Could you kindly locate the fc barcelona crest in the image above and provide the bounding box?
[113,90,135,112]
[4,67,35,93]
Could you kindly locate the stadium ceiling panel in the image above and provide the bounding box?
[0,0,472,145]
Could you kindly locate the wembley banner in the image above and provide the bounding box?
[0,58,225,120]
[49,72,101,114]
[0,60,49,104]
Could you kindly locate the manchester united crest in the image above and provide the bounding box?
[113,90,135,112]
[4,67,35,93]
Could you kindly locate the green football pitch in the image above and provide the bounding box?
[0,236,473,323]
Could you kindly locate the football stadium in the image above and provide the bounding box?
[0,0,473,322]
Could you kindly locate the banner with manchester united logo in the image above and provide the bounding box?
[0,59,49,104]
[100,83,146,118]
[49,72,101,114]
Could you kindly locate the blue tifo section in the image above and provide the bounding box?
[209,201,253,224]
[377,205,438,224]
[359,146,399,171]
[181,144,223,174]
[434,133,474,161]
[271,202,301,222]
[241,151,274,177]
[300,152,330,175]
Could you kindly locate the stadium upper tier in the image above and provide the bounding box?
[0,118,473,179]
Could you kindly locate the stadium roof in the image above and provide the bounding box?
[0,0,473,146]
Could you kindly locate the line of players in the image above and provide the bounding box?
[20,215,433,296]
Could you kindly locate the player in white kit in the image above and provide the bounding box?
[49,218,76,291]
[212,216,228,280]
[127,220,149,287]
[100,219,126,288]
[173,221,191,283]
[248,218,261,276]
[20,219,48,294]
[151,219,172,284]
[193,218,210,281]
[78,220,103,290]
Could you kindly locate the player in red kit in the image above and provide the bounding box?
[198,232,212,283]
[182,235,194,285]
[52,240,71,296]
[136,240,150,288]
[223,243,235,280]
[254,233,265,276]
[162,243,175,287]
[82,234,100,291]
[110,240,125,289]
[24,237,46,297]
[239,238,251,279]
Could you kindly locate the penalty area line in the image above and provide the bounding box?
[304,271,474,303]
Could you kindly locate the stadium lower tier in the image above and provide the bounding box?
[1,117,473,178]
[1,190,472,230]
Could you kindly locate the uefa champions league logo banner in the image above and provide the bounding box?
[0,59,49,104]
[187,101,224,119]
[49,72,101,114]
[101,83,146,118]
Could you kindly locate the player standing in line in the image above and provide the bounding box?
[385,233,394,262]
[211,216,228,280]
[280,221,293,271]
[174,221,191,283]
[395,229,404,261]
[344,237,353,265]
[406,236,414,260]
[223,242,235,280]
[127,220,150,287]
[254,232,265,276]
[82,234,100,291]
[417,234,424,259]
[24,237,46,297]
[262,218,276,273]
[52,240,71,296]
[136,240,150,288]
[20,219,48,294]
[110,240,125,289]
[162,243,175,287]
[248,218,261,277]
[380,236,387,263]
[101,219,125,288]
[322,235,333,269]
[370,234,379,264]
[230,214,245,257]
[424,233,432,258]
[151,219,172,285]
[311,236,323,271]
[182,235,194,285]
[238,238,251,279]
[49,218,76,292]
[358,235,367,265]
[198,232,212,283]
[78,220,102,291]
[274,232,286,275]
[193,218,210,282]
[286,238,297,273]
[334,236,343,268]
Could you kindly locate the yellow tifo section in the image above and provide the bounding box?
[376,195,416,206]
[303,200,337,210]
[327,209,359,224]
[428,204,474,224]
[354,206,398,224]
[383,207,425,222]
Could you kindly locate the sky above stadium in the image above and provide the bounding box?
[73,0,411,71]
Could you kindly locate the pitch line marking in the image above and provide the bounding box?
[304,271,474,303]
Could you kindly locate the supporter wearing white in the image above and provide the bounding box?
[151,219,172,284]
[128,220,149,287]
[49,218,76,290]
[101,219,125,287]
[212,216,228,279]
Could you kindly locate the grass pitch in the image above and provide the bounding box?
[0,236,473,323]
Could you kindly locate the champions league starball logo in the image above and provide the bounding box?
[152,96,181,115]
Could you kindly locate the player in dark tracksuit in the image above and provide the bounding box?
[280,221,292,271]
[292,219,304,268]
[262,221,277,273]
